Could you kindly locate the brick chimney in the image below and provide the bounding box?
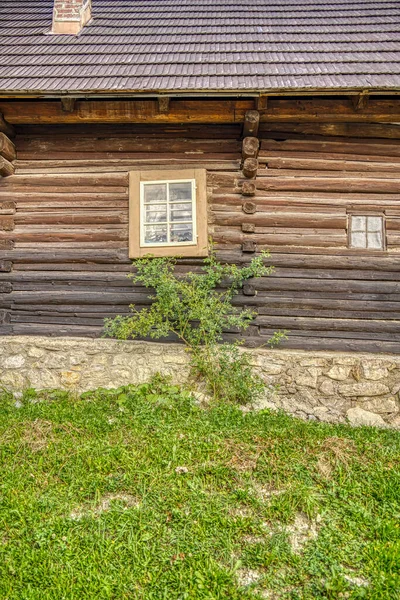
[52,0,92,35]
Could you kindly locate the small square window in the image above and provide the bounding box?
[129,169,208,258]
[349,215,385,250]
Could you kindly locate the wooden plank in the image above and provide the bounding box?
[0,99,252,125]
[2,97,400,124]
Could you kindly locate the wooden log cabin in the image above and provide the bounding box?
[1,0,400,353]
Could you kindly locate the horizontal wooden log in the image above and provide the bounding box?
[260,138,400,158]
[0,156,14,177]
[17,137,240,155]
[214,231,346,247]
[259,122,400,139]
[264,156,400,173]
[0,133,16,162]
[15,212,128,226]
[260,168,400,180]
[1,173,128,187]
[11,323,101,337]
[2,97,400,125]
[256,315,400,334]
[213,212,346,229]
[0,99,252,125]
[256,176,400,194]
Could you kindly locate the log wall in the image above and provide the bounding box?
[1,121,400,352]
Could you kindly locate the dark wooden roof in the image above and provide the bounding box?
[0,0,399,94]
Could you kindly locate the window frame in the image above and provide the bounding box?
[129,168,208,258]
[347,212,386,252]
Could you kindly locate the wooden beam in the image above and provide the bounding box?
[242,240,257,253]
[256,95,268,111]
[242,157,258,178]
[0,112,15,137]
[349,91,369,112]
[61,98,76,113]
[243,110,260,137]
[1,97,400,124]
[0,133,16,162]
[242,136,259,160]
[158,96,170,114]
[241,181,256,196]
[0,156,14,177]
[258,122,400,139]
[242,201,257,214]
[0,99,252,125]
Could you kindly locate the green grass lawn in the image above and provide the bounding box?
[0,378,399,599]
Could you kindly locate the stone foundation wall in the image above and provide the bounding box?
[1,336,399,428]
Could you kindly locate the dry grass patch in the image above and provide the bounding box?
[70,493,139,520]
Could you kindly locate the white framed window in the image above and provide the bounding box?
[349,215,385,250]
[129,169,208,258]
[140,179,196,247]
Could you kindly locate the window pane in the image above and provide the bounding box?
[351,216,366,232]
[351,231,367,248]
[145,205,167,223]
[170,202,192,222]
[170,223,193,242]
[367,216,382,232]
[367,230,383,249]
[144,224,168,244]
[143,183,167,204]
[169,182,192,201]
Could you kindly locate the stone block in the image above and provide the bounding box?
[346,407,387,428]
[3,354,26,369]
[319,379,336,396]
[326,365,351,381]
[339,382,390,397]
[25,368,60,389]
[60,371,81,387]
[361,364,389,381]
[358,397,398,414]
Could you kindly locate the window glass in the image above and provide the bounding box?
[141,180,195,247]
[350,215,384,250]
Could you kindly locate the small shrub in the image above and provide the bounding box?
[191,342,265,405]
[105,249,287,403]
